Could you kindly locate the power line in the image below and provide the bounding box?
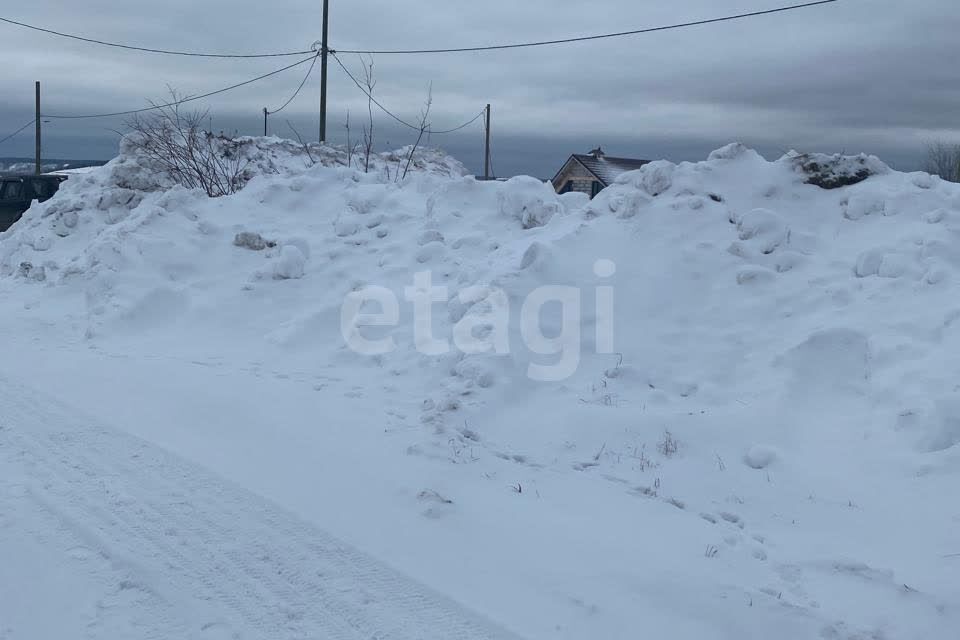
[3,1,838,61]
[0,119,35,146]
[431,109,486,135]
[267,53,320,114]
[330,52,419,130]
[43,54,319,120]
[0,16,316,58]
[336,0,839,55]
[331,53,486,135]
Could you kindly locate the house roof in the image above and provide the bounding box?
[571,154,651,186]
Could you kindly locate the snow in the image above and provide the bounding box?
[47,165,103,176]
[272,244,307,280]
[615,158,675,196]
[1,136,960,639]
[744,444,779,470]
[496,175,561,229]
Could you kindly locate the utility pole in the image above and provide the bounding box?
[263,108,268,137]
[318,0,330,143]
[35,81,41,175]
[484,104,491,180]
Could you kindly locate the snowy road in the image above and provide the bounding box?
[0,378,522,640]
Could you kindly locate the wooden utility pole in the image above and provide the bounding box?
[35,81,41,175]
[318,0,330,143]
[263,108,268,137]
[484,104,491,180]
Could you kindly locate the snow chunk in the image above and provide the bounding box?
[910,172,935,190]
[598,189,652,219]
[843,194,886,220]
[855,249,916,279]
[744,445,779,469]
[335,220,360,237]
[234,232,275,251]
[497,176,561,229]
[773,251,805,273]
[273,245,307,280]
[417,230,445,246]
[736,266,776,285]
[25,234,53,252]
[284,237,311,261]
[877,253,910,278]
[854,248,885,278]
[707,143,752,162]
[53,210,79,237]
[736,208,788,255]
[416,241,445,264]
[615,160,675,196]
[558,190,590,213]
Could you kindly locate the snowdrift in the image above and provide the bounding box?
[2,137,960,639]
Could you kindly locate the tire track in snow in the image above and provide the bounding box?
[0,381,524,640]
[0,461,190,639]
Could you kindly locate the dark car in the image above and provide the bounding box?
[0,174,67,232]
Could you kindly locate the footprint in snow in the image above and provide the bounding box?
[199,621,238,638]
[417,490,454,519]
[719,511,745,528]
[66,545,95,561]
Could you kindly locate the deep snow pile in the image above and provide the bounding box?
[2,138,960,639]
[0,137,469,290]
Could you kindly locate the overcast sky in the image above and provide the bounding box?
[1,0,957,176]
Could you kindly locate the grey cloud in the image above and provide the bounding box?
[1,0,957,177]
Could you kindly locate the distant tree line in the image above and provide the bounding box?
[924,141,960,183]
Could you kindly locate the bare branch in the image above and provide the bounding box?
[344,110,353,169]
[401,83,432,181]
[361,55,376,173]
[285,120,317,166]
[123,89,251,197]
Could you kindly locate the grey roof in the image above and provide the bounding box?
[571,154,651,186]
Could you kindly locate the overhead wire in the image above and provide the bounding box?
[331,52,488,135]
[330,52,420,130]
[266,52,321,114]
[430,109,487,135]
[2,0,840,161]
[42,54,320,120]
[0,16,315,58]
[335,0,838,54]
[4,1,838,60]
[0,119,35,146]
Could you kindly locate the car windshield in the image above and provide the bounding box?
[1,180,24,200]
[30,179,54,199]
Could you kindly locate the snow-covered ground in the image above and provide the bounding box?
[1,138,958,639]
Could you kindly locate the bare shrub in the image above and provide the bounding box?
[124,92,252,197]
[400,85,433,182]
[285,120,316,167]
[657,430,679,458]
[631,444,658,472]
[923,140,960,183]
[344,111,360,169]
[360,56,376,174]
